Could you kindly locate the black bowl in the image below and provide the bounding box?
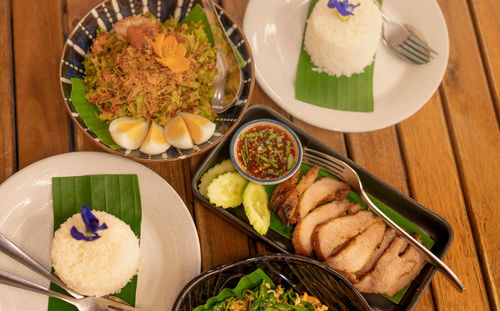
[173,253,371,311]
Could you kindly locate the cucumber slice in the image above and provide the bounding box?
[207,172,248,208]
[243,182,270,235]
[198,159,236,197]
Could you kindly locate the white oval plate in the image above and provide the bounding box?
[0,152,200,310]
[243,0,449,132]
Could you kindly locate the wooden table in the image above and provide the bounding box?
[1,0,499,310]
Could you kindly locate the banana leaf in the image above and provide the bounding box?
[194,268,274,311]
[70,78,120,149]
[294,0,382,112]
[48,174,142,311]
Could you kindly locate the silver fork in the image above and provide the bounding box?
[0,270,137,311]
[303,147,465,292]
[373,1,438,64]
[0,233,138,310]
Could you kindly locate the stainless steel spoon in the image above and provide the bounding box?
[201,0,243,113]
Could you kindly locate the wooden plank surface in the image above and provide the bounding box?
[437,0,500,308]
[8,1,494,310]
[468,0,500,117]
[0,0,16,183]
[399,94,491,310]
[12,0,72,168]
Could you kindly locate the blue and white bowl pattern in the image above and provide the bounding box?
[230,119,303,185]
[60,0,254,161]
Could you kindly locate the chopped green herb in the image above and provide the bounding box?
[236,124,297,180]
[287,153,294,170]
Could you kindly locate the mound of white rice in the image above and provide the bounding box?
[304,0,382,77]
[51,210,140,297]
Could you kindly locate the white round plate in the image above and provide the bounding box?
[243,0,449,132]
[0,152,200,310]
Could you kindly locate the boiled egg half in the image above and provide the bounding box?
[164,115,194,149]
[180,113,216,145]
[109,117,149,150]
[139,121,170,155]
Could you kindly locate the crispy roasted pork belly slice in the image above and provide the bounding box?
[355,236,426,297]
[292,199,352,256]
[355,228,397,279]
[277,166,319,225]
[269,169,299,212]
[290,177,351,224]
[323,220,385,273]
[312,210,378,261]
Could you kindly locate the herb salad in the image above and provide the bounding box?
[83,13,217,127]
[207,280,328,311]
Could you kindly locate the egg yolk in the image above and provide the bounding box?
[168,117,189,138]
[148,124,167,143]
[183,114,209,142]
[117,121,147,140]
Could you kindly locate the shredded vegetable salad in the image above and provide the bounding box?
[83,13,217,126]
[209,281,328,311]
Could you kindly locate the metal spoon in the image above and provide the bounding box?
[0,233,133,308]
[201,0,243,113]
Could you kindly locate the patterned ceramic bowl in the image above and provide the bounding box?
[59,0,254,162]
[172,253,372,311]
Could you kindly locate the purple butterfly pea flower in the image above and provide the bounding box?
[70,205,108,241]
[328,0,360,16]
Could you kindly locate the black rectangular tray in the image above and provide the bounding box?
[192,104,453,310]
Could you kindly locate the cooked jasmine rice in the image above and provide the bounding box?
[51,210,140,297]
[304,0,382,77]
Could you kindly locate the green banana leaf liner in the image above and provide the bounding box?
[295,0,382,112]
[48,174,141,311]
[193,268,275,311]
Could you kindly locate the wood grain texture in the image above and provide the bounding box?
[347,128,407,194]
[297,118,346,155]
[468,0,500,117]
[194,200,251,270]
[437,0,500,308]
[347,127,436,311]
[250,85,290,116]
[221,0,247,25]
[12,0,71,168]
[65,0,106,152]
[399,93,491,311]
[0,0,16,182]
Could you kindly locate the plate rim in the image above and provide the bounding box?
[243,0,450,133]
[0,151,201,310]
